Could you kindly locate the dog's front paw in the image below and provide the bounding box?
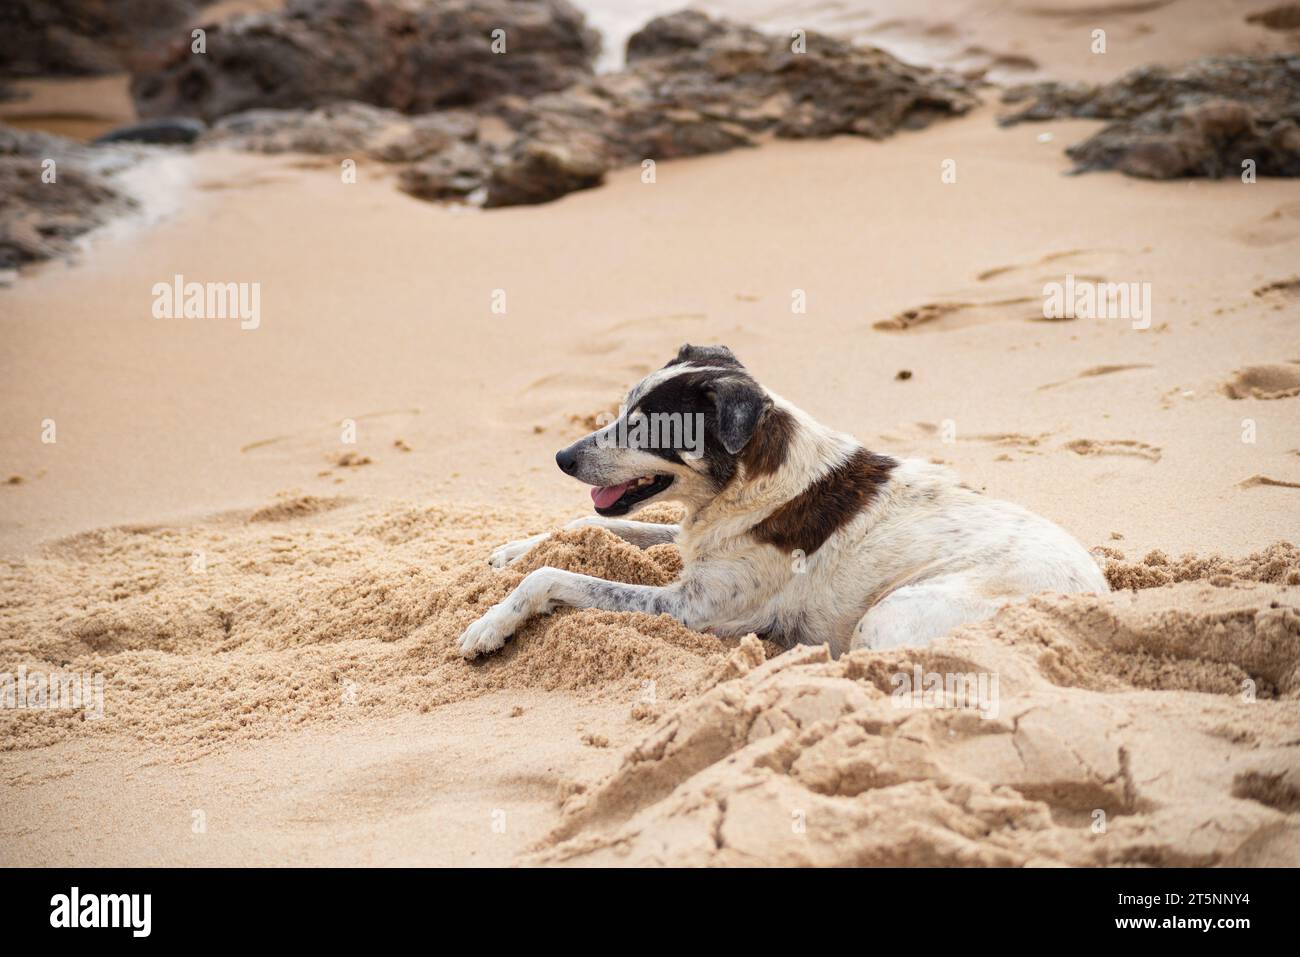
[458,609,516,659]
[487,533,547,569]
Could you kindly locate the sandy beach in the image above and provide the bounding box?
[1,1,1298,866]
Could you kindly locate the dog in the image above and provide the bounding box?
[459,344,1107,658]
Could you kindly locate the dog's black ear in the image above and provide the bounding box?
[670,343,741,368]
[707,377,771,454]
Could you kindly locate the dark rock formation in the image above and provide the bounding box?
[0,125,136,271]
[203,11,977,207]
[1001,55,1300,178]
[131,0,600,122]
[1,8,982,266]
[0,0,200,77]
[1246,4,1300,31]
[94,117,206,145]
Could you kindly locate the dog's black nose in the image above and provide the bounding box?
[556,448,579,474]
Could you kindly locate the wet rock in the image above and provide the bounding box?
[94,117,206,146]
[0,125,136,271]
[0,0,200,77]
[1001,55,1300,179]
[484,132,609,207]
[479,11,977,204]
[131,0,599,123]
[624,9,753,63]
[1070,99,1300,179]
[614,11,977,145]
[205,103,412,156]
[399,141,492,201]
[197,11,977,208]
[375,112,481,164]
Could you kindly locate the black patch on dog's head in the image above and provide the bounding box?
[631,364,776,487]
[664,343,744,370]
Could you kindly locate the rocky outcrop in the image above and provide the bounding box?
[131,0,600,122]
[2,9,980,269]
[0,0,200,77]
[204,11,978,207]
[0,125,136,271]
[1001,55,1300,179]
[94,117,206,145]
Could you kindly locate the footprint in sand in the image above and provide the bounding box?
[1253,276,1300,302]
[524,369,631,395]
[1221,363,1300,400]
[197,174,295,191]
[520,319,698,432]
[1240,475,1300,490]
[1037,363,1153,391]
[573,313,707,357]
[911,423,1052,452]
[874,297,1043,332]
[248,494,351,523]
[240,408,418,480]
[974,248,1119,283]
[1064,438,1162,462]
[1233,204,1300,247]
[566,403,620,436]
[878,249,1126,332]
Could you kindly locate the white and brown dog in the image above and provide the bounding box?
[459,344,1106,658]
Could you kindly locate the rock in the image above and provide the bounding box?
[131,0,599,123]
[375,112,481,164]
[484,132,609,207]
[195,11,977,209]
[0,0,200,77]
[479,12,977,204]
[206,103,411,156]
[94,117,206,145]
[624,9,751,63]
[0,125,136,270]
[614,12,977,146]
[1070,99,1300,179]
[399,141,492,201]
[1001,55,1300,179]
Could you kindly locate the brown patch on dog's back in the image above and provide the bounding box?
[741,407,796,479]
[752,448,896,555]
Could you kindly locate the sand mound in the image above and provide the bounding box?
[4,492,1297,864]
[533,581,1300,866]
[0,498,727,756]
[1100,541,1300,590]
[1221,363,1300,400]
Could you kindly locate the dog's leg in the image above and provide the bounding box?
[488,517,680,568]
[459,570,699,658]
[850,574,1005,651]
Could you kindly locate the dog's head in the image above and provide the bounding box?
[555,344,791,516]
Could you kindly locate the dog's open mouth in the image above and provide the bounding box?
[591,474,674,516]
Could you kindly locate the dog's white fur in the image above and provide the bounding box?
[459,364,1107,658]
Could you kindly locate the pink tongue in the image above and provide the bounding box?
[592,481,633,508]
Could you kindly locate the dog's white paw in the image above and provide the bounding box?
[458,608,517,658]
[487,534,547,570]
